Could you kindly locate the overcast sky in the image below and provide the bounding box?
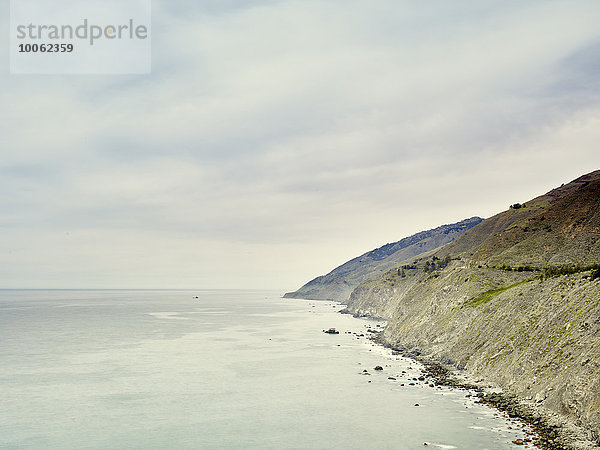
[1,0,599,290]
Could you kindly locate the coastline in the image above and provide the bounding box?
[366,332,599,450]
[334,306,547,447]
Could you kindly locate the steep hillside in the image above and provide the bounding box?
[284,217,482,302]
[345,170,600,446]
[438,170,600,266]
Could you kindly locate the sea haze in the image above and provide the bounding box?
[0,290,531,449]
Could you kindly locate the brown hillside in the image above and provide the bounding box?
[439,170,600,267]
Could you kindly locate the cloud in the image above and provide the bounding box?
[1,0,600,288]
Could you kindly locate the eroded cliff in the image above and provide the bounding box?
[345,170,600,445]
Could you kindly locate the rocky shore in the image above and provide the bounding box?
[327,318,549,446]
[367,332,599,449]
[301,171,600,448]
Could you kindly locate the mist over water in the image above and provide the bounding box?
[0,290,530,449]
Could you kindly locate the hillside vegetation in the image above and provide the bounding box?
[284,217,482,302]
[344,170,600,447]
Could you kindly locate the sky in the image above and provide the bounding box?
[1,0,600,290]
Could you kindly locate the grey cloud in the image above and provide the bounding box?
[543,39,600,108]
[155,0,284,17]
[2,0,600,288]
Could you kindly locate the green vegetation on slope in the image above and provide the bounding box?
[462,264,600,308]
[541,264,600,280]
[463,279,533,308]
[285,217,482,302]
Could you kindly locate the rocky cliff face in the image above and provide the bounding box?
[345,170,600,444]
[284,217,482,302]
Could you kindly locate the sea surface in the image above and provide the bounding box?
[0,290,531,449]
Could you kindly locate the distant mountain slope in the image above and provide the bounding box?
[284,217,482,302]
[345,169,600,446]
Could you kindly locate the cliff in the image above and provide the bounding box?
[284,217,482,302]
[345,170,600,446]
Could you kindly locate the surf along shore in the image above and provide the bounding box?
[365,329,594,450]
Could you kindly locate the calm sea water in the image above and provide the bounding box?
[0,290,530,449]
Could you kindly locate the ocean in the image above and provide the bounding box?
[0,290,531,449]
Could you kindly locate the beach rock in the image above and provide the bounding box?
[323,328,339,334]
[374,366,383,371]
